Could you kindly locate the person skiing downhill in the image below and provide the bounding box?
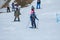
[36,0,41,9]
[30,6,39,28]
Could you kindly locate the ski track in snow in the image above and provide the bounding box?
[0,0,60,40]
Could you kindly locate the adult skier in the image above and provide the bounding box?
[12,2,15,11]
[7,6,10,12]
[30,6,39,28]
[36,0,41,9]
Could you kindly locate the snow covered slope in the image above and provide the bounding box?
[0,0,60,40]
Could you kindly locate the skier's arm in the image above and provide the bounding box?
[34,14,39,21]
[35,16,39,20]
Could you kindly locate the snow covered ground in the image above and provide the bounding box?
[0,0,60,40]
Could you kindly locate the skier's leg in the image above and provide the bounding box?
[8,9,9,12]
[14,16,16,21]
[9,9,10,12]
[12,8,13,11]
[31,21,34,28]
[36,3,38,9]
[12,7,14,11]
[18,16,20,21]
[7,9,8,12]
[12,6,14,11]
[34,21,36,28]
[39,3,40,9]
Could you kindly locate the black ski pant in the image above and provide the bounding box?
[14,16,20,21]
[31,21,36,28]
[7,9,10,12]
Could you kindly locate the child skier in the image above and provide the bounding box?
[14,6,21,21]
[36,0,41,9]
[30,6,39,28]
